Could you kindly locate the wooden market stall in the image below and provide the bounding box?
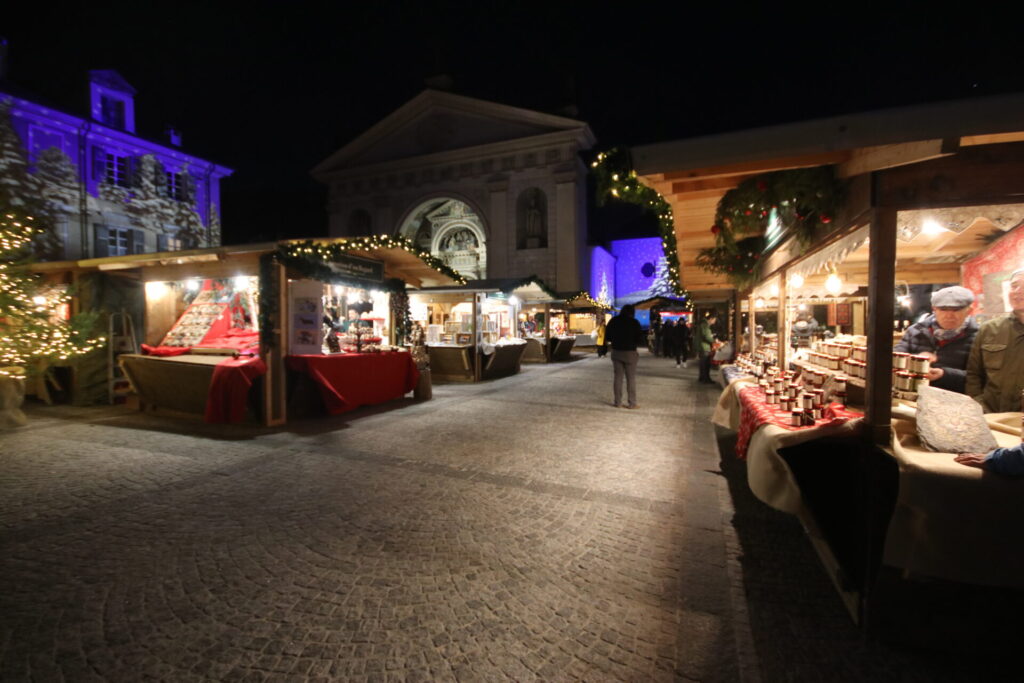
[633,93,1024,624]
[408,278,552,381]
[67,237,461,425]
[563,292,613,352]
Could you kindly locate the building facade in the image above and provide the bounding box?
[312,90,596,293]
[0,69,232,260]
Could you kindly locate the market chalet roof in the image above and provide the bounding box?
[311,89,596,179]
[630,93,1024,298]
[35,238,463,289]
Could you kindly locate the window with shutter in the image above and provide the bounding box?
[93,224,109,257]
[129,229,145,254]
[91,147,107,182]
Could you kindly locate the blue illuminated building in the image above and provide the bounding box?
[0,64,232,259]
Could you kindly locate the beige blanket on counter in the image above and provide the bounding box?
[885,413,1024,587]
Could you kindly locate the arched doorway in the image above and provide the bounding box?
[398,198,487,280]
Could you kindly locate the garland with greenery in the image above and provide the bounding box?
[564,291,612,310]
[590,148,690,300]
[699,166,844,288]
[258,237,466,350]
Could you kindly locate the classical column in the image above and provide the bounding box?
[554,170,580,292]
[487,177,509,279]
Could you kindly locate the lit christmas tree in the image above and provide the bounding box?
[597,271,611,306]
[0,212,105,380]
[649,256,675,297]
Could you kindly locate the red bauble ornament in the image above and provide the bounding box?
[711,225,720,234]
[744,209,752,216]
[820,215,832,224]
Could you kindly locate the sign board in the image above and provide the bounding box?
[327,253,384,283]
[289,279,324,355]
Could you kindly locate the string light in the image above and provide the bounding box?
[1,213,106,379]
[591,148,689,300]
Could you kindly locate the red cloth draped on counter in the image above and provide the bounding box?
[735,385,863,458]
[204,355,267,423]
[286,352,419,415]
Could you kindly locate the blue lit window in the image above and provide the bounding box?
[104,153,130,187]
[165,171,188,201]
[100,96,126,129]
[107,228,131,255]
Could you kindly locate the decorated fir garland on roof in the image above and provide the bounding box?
[257,236,467,349]
[564,291,612,310]
[698,166,845,289]
[590,148,690,300]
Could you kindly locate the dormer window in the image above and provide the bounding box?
[100,95,126,129]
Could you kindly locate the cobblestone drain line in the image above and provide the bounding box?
[713,447,762,683]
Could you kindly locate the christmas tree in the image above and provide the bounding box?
[0,212,105,380]
[649,256,676,297]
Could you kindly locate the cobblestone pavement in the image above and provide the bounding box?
[0,353,745,682]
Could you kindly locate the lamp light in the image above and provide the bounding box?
[790,273,804,289]
[825,271,843,296]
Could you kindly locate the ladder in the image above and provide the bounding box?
[108,310,139,404]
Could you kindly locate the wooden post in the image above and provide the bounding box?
[748,293,758,354]
[777,274,788,369]
[262,261,287,426]
[732,289,742,358]
[865,208,897,444]
[544,303,551,362]
[472,293,481,381]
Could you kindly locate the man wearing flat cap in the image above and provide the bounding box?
[967,268,1024,413]
[895,285,978,393]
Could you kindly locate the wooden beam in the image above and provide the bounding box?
[656,151,850,183]
[670,176,746,196]
[864,208,897,444]
[837,140,956,178]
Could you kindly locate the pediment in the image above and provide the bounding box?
[313,90,592,176]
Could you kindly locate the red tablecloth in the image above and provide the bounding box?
[286,352,420,415]
[735,385,863,458]
[204,355,267,423]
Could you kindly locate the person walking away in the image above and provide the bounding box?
[668,318,689,367]
[697,313,718,384]
[605,304,644,408]
[662,319,677,362]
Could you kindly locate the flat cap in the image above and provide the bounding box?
[931,285,975,309]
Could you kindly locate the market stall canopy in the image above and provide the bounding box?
[63,237,464,288]
[563,292,612,310]
[415,276,561,303]
[633,295,690,311]
[632,93,1024,296]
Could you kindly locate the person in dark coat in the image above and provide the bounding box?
[666,318,689,367]
[894,285,978,393]
[604,304,644,408]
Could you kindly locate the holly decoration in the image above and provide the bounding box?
[590,147,690,299]
[699,166,844,288]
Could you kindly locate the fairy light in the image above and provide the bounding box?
[1,214,106,378]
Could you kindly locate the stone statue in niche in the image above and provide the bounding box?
[524,190,545,248]
[443,228,477,252]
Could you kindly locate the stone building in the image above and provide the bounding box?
[312,90,596,292]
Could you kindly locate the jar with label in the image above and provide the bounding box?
[909,354,931,374]
[834,391,848,406]
[765,389,777,405]
[801,393,815,410]
[895,371,914,391]
[790,410,803,426]
[892,352,910,370]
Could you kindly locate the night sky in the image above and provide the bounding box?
[5,2,1021,245]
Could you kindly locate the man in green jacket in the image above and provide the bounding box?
[697,313,718,384]
[966,268,1024,413]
